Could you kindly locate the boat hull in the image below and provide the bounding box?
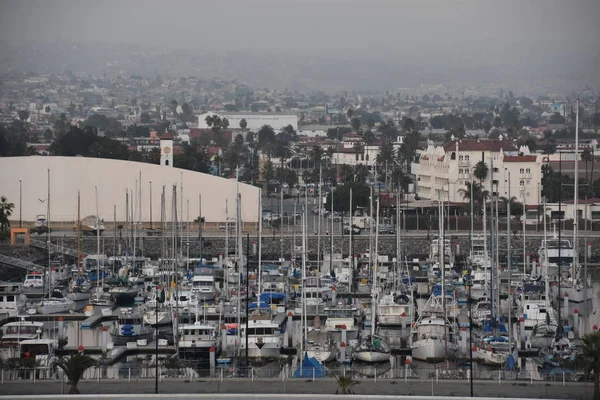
[411,338,457,361]
[178,341,221,361]
[240,341,281,358]
[352,350,390,363]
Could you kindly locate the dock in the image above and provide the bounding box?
[58,340,176,366]
[0,253,43,272]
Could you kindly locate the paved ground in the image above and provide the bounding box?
[0,379,593,399]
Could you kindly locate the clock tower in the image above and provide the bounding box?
[160,132,174,167]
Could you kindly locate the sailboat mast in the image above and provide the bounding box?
[257,190,263,301]
[301,196,307,356]
[46,168,51,298]
[573,99,579,276]
[372,197,380,338]
[77,192,81,276]
[95,186,102,290]
[349,187,353,278]
[543,197,550,307]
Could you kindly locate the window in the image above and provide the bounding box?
[459,169,463,174]
[520,168,524,174]
[459,155,464,161]
[7,295,14,302]
[520,180,525,186]
[165,160,169,166]
[493,167,499,173]
[465,155,470,161]
[526,168,531,174]
[355,153,359,161]
[366,154,369,161]
[591,211,600,220]
[451,152,456,160]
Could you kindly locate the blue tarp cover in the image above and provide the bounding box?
[293,352,326,378]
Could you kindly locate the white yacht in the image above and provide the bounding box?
[0,282,27,317]
[178,323,221,361]
[537,236,574,277]
[190,275,217,301]
[305,328,336,363]
[240,307,283,358]
[0,321,45,360]
[518,288,557,349]
[19,338,58,374]
[376,293,413,327]
[323,302,361,351]
[410,294,458,361]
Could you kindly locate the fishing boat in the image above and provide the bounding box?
[23,272,44,289]
[0,282,27,317]
[474,332,517,365]
[410,293,458,361]
[110,308,153,345]
[178,323,221,361]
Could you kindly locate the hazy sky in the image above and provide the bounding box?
[1,0,599,88]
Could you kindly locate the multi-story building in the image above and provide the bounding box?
[412,139,543,208]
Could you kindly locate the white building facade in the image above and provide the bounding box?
[197,112,298,132]
[412,139,543,206]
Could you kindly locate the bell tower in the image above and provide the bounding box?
[160,132,173,167]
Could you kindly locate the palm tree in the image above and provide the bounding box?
[499,196,524,219]
[473,160,489,185]
[56,353,97,394]
[340,164,354,183]
[577,331,600,400]
[310,145,324,168]
[0,196,15,238]
[335,375,359,394]
[376,141,395,165]
[458,182,489,219]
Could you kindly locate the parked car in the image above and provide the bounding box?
[378,225,396,235]
[343,224,362,235]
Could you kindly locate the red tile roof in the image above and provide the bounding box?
[443,139,517,153]
[504,155,537,162]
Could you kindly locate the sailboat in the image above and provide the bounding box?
[353,198,391,363]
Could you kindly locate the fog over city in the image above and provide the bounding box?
[1,0,599,92]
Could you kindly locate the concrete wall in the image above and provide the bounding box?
[0,156,260,223]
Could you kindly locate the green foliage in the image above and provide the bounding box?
[458,182,489,218]
[576,332,600,400]
[174,143,212,174]
[0,124,34,156]
[0,196,15,239]
[56,353,97,394]
[473,160,489,183]
[327,126,352,140]
[82,114,122,135]
[548,112,565,125]
[326,182,371,212]
[49,126,129,159]
[335,375,359,395]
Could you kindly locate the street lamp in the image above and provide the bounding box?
[19,180,22,228]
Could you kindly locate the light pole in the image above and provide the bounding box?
[155,286,165,394]
[19,180,22,228]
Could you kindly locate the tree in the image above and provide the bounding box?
[577,331,600,400]
[310,145,324,168]
[0,196,15,239]
[262,160,275,183]
[376,141,395,165]
[351,117,361,133]
[56,353,97,394]
[581,148,593,162]
[458,182,489,219]
[548,112,565,125]
[492,116,502,128]
[239,118,247,130]
[18,110,30,121]
[499,196,523,218]
[482,120,492,134]
[140,112,151,124]
[473,160,489,184]
[335,375,359,395]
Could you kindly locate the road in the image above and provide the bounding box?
[0,378,591,399]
